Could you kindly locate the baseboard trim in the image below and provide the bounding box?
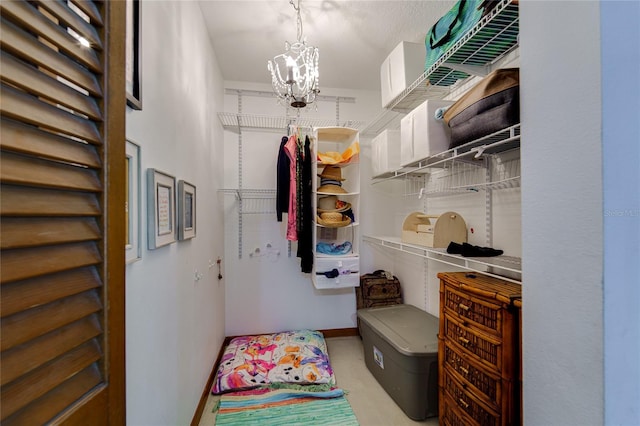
[190,327,358,425]
[190,336,232,426]
[320,327,359,338]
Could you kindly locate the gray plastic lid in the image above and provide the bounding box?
[357,304,439,356]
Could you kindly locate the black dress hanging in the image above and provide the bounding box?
[276,136,290,222]
[297,135,313,273]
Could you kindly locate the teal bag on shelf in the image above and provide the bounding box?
[424,0,485,77]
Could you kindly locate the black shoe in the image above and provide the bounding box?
[447,242,464,254]
[461,242,503,257]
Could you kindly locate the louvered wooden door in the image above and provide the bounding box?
[1,1,126,424]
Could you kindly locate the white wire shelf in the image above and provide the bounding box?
[362,0,519,135]
[363,235,522,284]
[372,124,521,184]
[218,112,368,133]
[219,188,276,214]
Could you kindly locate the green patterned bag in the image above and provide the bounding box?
[425,0,485,80]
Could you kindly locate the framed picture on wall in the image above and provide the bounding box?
[126,140,142,262]
[126,0,142,110]
[147,168,176,249]
[177,180,196,240]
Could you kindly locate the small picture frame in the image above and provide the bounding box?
[126,140,141,262]
[177,180,196,240]
[147,168,176,249]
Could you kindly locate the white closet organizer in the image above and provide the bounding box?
[218,89,367,258]
[312,127,360,289]
[363,0,521,283]
[366,125,521,283]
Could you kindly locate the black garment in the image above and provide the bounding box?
[297,135,314,273]
[447,241,504,257]
[276,136,290,222]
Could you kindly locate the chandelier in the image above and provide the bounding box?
[267,0,319,108]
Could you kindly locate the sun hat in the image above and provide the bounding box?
[317,195,351,213]
[317,212,351,228]
[317,182,347,194]
[317,165,345,181]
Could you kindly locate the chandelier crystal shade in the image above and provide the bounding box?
[268,0,319,108]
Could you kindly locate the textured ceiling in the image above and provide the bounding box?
[198,0,456,91]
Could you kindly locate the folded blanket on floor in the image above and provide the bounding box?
[214,387,359,425]
[212,330,336,394]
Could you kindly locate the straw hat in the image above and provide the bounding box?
[317,212,351,228]
[317,183,347,194]
[317,165,345,181]
[317,195,351,213]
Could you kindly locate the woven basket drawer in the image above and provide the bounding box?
[443,370,500,426]
[443,286,503,336]
[443,342,501,409]
[444,314,503,371]
[440,391,474,426]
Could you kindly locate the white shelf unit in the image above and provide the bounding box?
[372,124,521,186]
[362,0,521,283]
[364,236,521,284]
[218,189,276,215]
[362,0,520,136]
[218,112,368,134]
[364,125,522,283]
[312,127,360,289]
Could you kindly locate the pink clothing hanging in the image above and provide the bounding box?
[284,134,298,241]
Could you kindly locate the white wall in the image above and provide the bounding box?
[601,2,640,425]
[520,2,604,425]
[125,2,226,425]
[222,84,383,336]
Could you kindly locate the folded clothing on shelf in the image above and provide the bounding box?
[316,241,353,255]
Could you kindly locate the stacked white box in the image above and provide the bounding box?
[371,129,401,177]
[400,99,453,166]
[380,41,425,108]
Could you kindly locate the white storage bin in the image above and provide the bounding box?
[371,129,401,177]
[314,256,359,289]
[400,99,453,166]
[380,41,425,108]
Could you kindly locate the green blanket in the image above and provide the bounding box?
[214,387,359,426]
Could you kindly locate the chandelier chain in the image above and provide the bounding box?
[290,0,303,43]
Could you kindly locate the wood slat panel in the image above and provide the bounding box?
[1,151,101,192]
[1,267,101,317]
[0,118,101,169]
[0,242,101,284]
[1,84,100,144]
[0,17,101,96]
[34,0,103,51]
[1,1,102,72]
[0,339,102,420]
[1,366,103,426]
[69,0,102,27]
[0,290,102,351]
[1,53,102,121]
[0,185,100,217]
[1,217,101,249]
[1,315,101,386]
